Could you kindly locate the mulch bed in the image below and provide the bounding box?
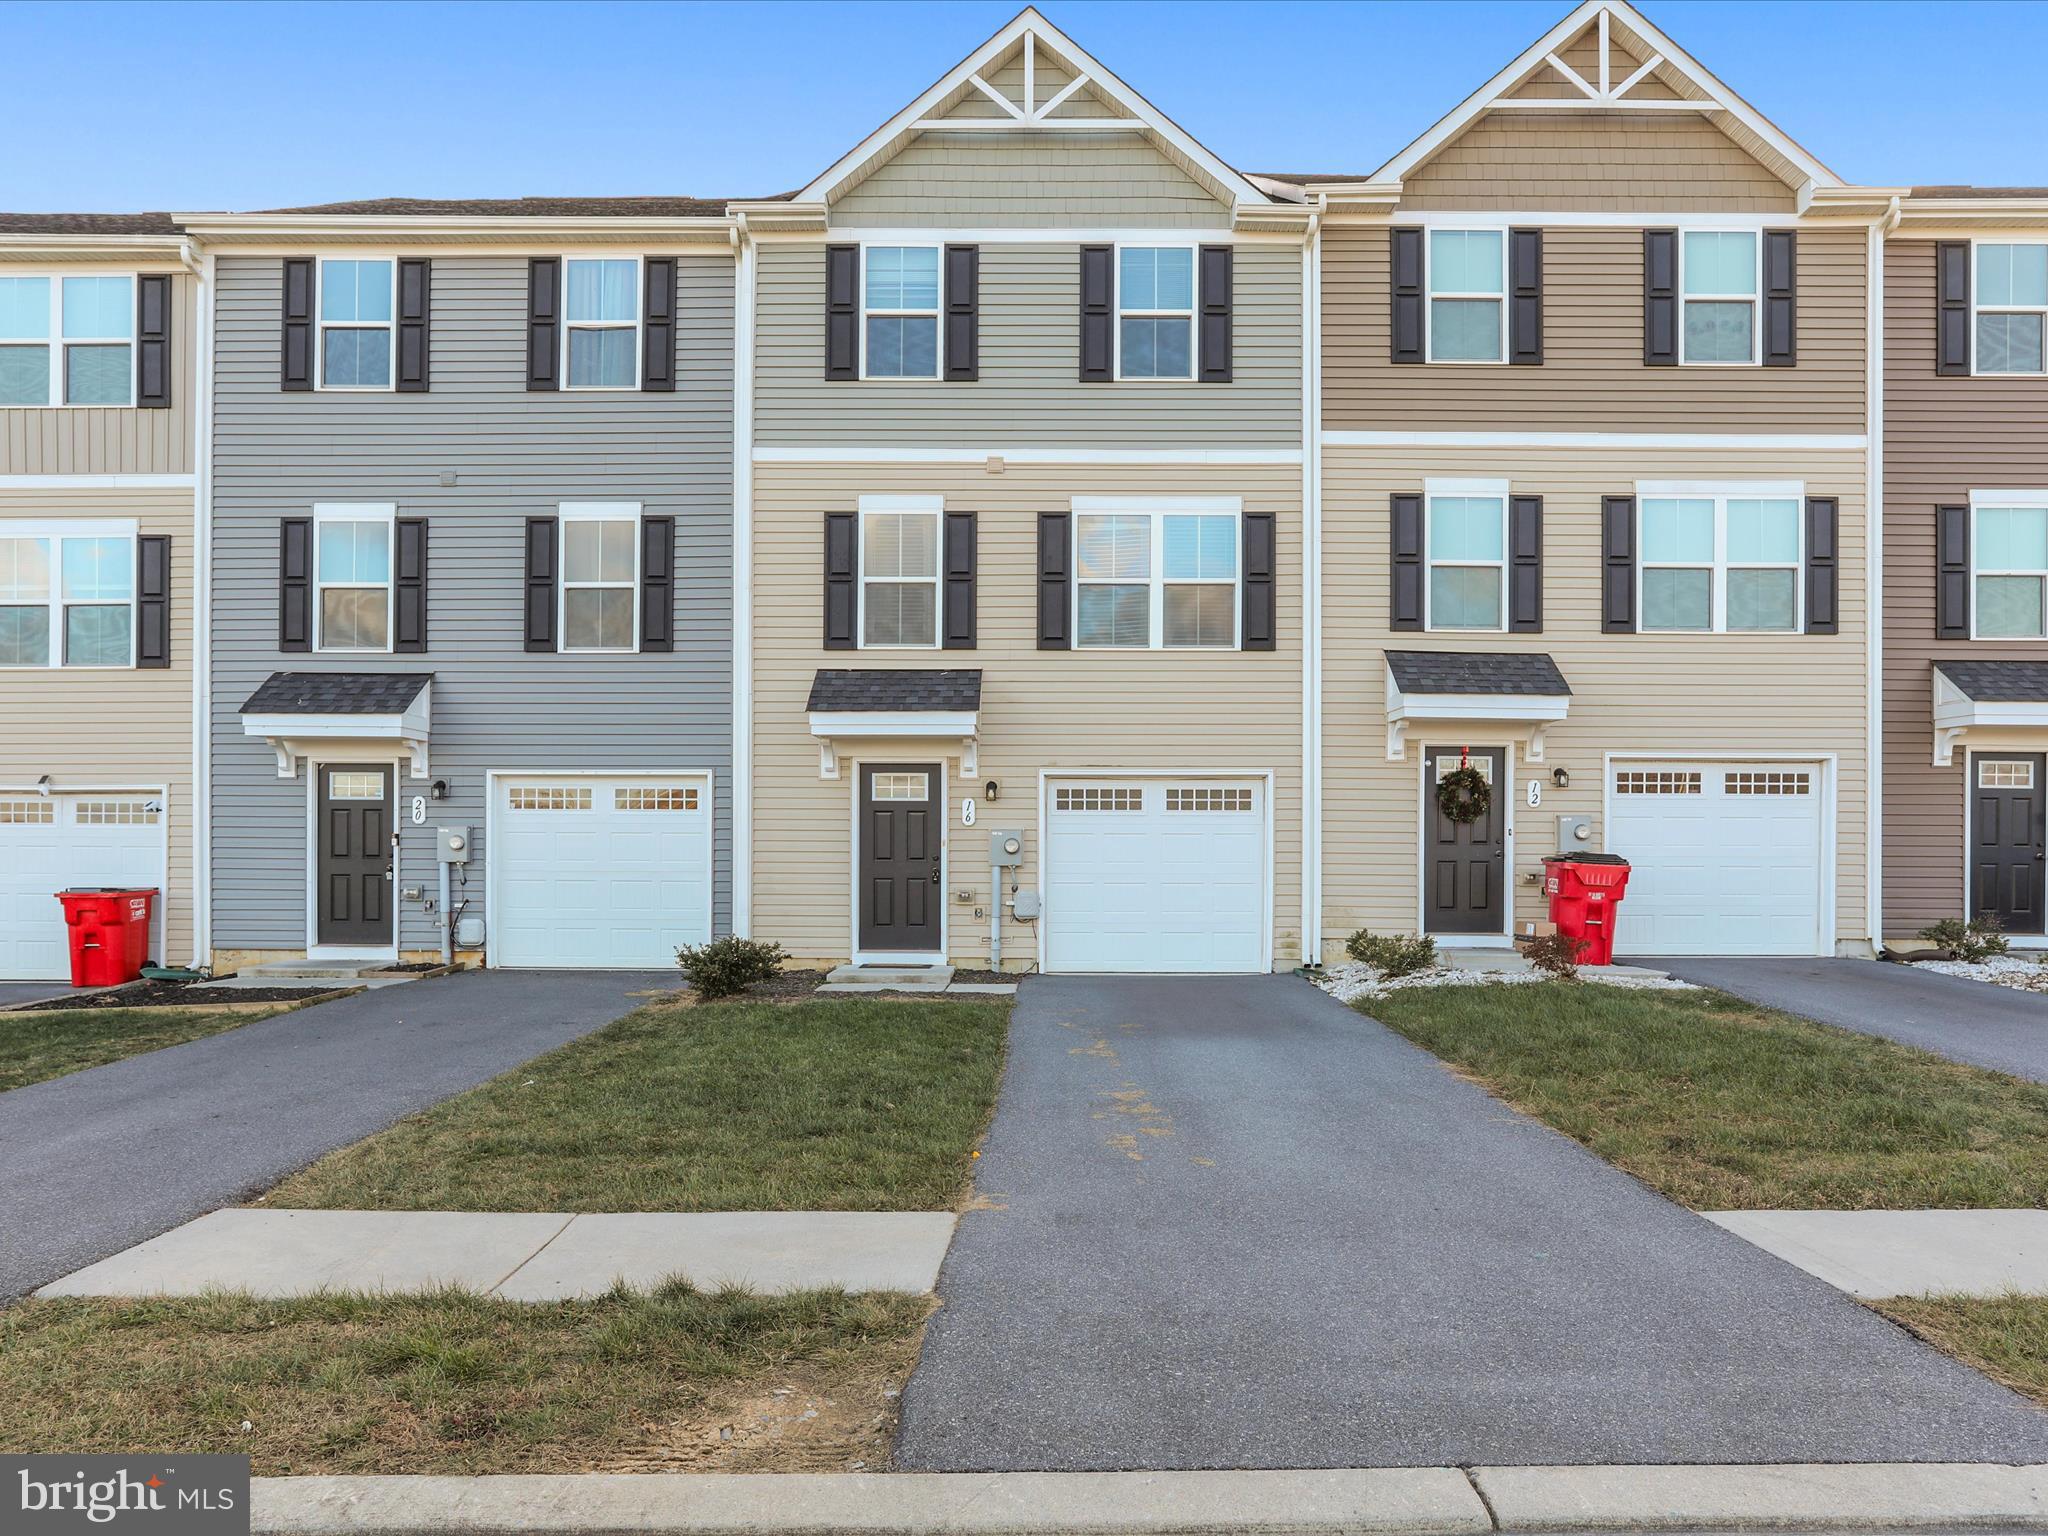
[16,978,341,1012]
[744,969,828,998]
[370,961,449,974]
[949,969,1025,985]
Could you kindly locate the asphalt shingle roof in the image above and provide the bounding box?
[255,196,734,218]
[807,669,983,712]
[241,671,431,715]
[0,213,184,235]
[1385,650,1571,697]
[1935,660,2048,702]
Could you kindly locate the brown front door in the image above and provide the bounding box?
[1972,753,2047,935]
[859,763,941,955]
[318,764,393,947]
[1424,746,1506,936]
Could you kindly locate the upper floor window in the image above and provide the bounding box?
[1680,231,1759,365]
[863,247,939,380]
[0,521,136,667]
[0,275,135,407]
[318,259,394,389]
[1638,489,1800,632]
[1117,247,1194,380]
[1427,230,1505,363]
[560,502,640,650]
[1074,500,1237,648]
[1973,500,2048,638]
[1974,243,2047,376]
[564,258,639,389]
[1426,485,1506,630]
[315,504,393,650]
[860,498,939,647]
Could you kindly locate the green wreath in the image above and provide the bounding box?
[1436,764,1492,825]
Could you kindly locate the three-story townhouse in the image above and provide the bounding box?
[191,202,739,971]
[0,215,201,980]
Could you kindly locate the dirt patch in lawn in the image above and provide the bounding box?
[16,979,343,1011]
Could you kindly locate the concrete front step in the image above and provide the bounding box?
[823,963,955,990]
[236,960,392,981]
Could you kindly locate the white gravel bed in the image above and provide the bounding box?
[1910,955,2048,994]
[1313,961,1698,1004]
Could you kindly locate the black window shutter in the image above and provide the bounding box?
[1509,495,1543,632]
[823,512,857,649]
[944,246,979,382]
[825,245,859,381]
[1078,246,1113,383]
[1643,230,1678,366]
[1389,493,1423,630]
[641,516,674,651]
[1509,229,1543,366]
[1804,497,1837,635]
[1038,512,1071,648]
[1242,511,1276,650]
[1762,231,1796,368]
[1937,504,1970,638]
[1390,228,1424,364]
[642,257,677,392]
[1602,495,1637,632]
[396,258,431,392]
[394,518,428,653]
[526,258,560,392]
[281,258,314,391]
[279,517,312,651]
[1199,244,1233,383]
[136,535,170,667]
[524,517,558,652]
[136,274,171,408]
[943,511,977,649]
[1937,242,1971,377]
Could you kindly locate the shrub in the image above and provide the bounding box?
[1344,929,1438,978]
[1918,915,2010,964]
[677,936,790,999]
[1522,930,1587,980]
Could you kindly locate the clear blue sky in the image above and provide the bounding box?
[4,0,2040,212]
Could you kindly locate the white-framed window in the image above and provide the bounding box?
[1424,478,1507,631]
[1116,245,1195,380]
[1072,496,1239,650]
[563,257,640,389]
[1979,760,2036,790]
[1680,230,1760,366]
[1426,228,1506,364]
[617,786,698,811]
[508,785,592,811]
[861,246,940,380]
[858,494,940,649]
[0,519,137,668]
[313,503,395,652]
[559,501,640,652]
[1973,241,2048,376]
[316,258,395,390]
[1971,492,2048,639]
[1636,482,1801,633]
[0,273,136,407]
[326,771,386,801]
[870,772,930,802]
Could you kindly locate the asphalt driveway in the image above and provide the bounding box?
[895,974,2048,1471]
[0,969,669,1299]
[1649,956,2048,1083]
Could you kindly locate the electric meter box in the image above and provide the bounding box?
[437,825,473,864]
[989,829,1025,867]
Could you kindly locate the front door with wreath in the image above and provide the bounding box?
[1424,746,1505,935]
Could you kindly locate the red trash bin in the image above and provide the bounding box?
[56,888,157,987]
[1541,855,1632,966]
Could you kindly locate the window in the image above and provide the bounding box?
[1615,770,1702,795]
[314,504,394,651]
[1166,787,1253,812]
[870,773,930,802]
[1073,501,1238,649]
[75,800,160,825]
[0,799,55,824]
[1427,229,1505,363]
[1055,787,1143,812]
[0,273,135,407]
[1974,243,2048,376]
[1117,247,1194,380]
[1435,755,1494,785]
[862,247,939,380]
[859,499,939,648]
[1726,771,1811,795]
[617,786,698,811]
[559,502,639,651]
[1972,500,2048,638]
[1638,489,1800,633]
[563,258,639,389]
[318,259,393,389]
[509,786,591,811]
[1425,485,1507,631]
[0,521,136,668]
[1979,761,2036,790]
[1680,231,1759,365]
[326,772,386,801]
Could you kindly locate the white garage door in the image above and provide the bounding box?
[1605,763,1824,956]
[1044,778,1267,973]
[493,775,712,969]
[0,794,166,980]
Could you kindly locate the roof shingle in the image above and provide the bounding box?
[253,196,733,218]
[1385,650,1571,697]
[807,669,982,712]
[1935,660,2048,702]
[241,671,431,715]
[0,212,184,235]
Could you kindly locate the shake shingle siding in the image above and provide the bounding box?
[209,253,735,953]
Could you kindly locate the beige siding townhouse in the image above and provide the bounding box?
[0,215,202,977]
[734,8,1314,973]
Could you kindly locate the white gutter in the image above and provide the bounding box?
[1301,202,1324,966]
[730,214,756,938]
[1865,216,1885,953]
[192,245,216,967]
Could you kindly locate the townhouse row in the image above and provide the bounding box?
[3,0,2042,980]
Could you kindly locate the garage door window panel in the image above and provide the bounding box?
[0,525,137,668]
[315,508,393,651]
[1076,509,1238,650]
[560,506,639,652]
[861,508,939,648]
[1640,493,1799,633]
[1974,504,2048,639]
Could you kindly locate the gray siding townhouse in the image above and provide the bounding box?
[192,201,738,970]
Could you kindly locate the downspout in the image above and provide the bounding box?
[1865,204,1892,954]
[1301,202,1324,965]
[730,213,756,938]
[191,243,216,968]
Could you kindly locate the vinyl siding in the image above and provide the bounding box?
[0,483,197,964]
[751,461,1303,968]
[209,252,735,956]
[1323,224,1868,433]
[1321,444,1869,957]
[1880,238,2048,936]
[832,133,1228,229]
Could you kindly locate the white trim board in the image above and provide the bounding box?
[754,446,1303,466]
[0,474,196,490]
[1325,431,1866,451]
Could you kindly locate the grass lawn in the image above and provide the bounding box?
[0,1006,283,1095]
[1364,982,2048,1210]
[1877,1296,2048,1409]
[0,1284,929,1475]
[266,996,1008,1212]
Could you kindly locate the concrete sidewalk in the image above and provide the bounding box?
[39,1207,957,1299]
[1707,1208,2048,1298]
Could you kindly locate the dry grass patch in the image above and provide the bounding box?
[1877,1295,2048,1408]
[0,1007,285,1094]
